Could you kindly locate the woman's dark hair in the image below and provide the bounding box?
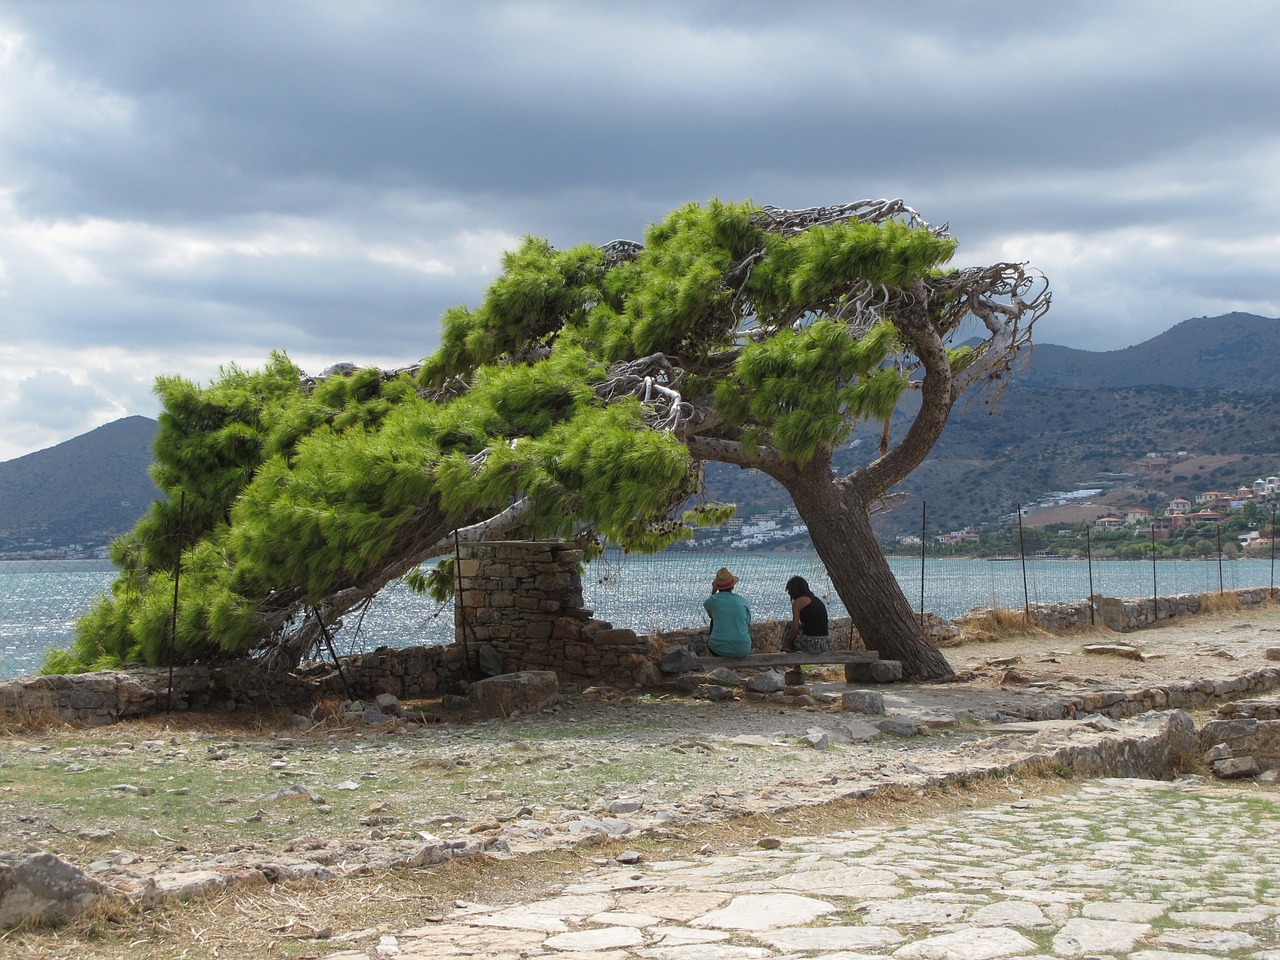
[785,575,813,600]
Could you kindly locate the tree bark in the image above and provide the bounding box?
[784,462,954,681]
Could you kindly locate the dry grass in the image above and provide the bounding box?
[950,607,1043,644]
[3,702,327,738]
[0,688,66,735]
[1197,591,1242,615]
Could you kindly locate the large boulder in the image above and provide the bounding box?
[475,643,505,678]
[472,670,559,719]
[659,645,700,674]
[744,669,785,694]
[0,852,111,929]
[845,660,904,684]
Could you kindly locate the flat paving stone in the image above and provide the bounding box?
[860,899,970,925]
[613,891,732,921]
[636,945,770,959]
[543,925,645,951]
[690,892,836,930]
[1169,908,1271,927]
[893,926,1038,960]
[590,910,663,927]
[770,864,902,897]
[753,923,904,951]
[393,924,544,956]
[646,927,729,945]
[1082,899,1168,922]
[1052,917,1151,955]
[966,899,1049,927]
[1156,927,1261,951]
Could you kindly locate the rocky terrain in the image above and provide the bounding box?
[2,604,1280,957]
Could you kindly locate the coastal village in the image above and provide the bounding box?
[680,463,1280,556]
[1089,473,1279,544]
[930,466,1280,556]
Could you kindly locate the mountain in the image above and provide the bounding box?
[884,382,1280,535]
[874,313,1280,535]
[1017,313,1280,392]
[0,416,162,557]
[5,313,1278,555]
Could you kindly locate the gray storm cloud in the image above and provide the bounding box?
[1,1,1278,459]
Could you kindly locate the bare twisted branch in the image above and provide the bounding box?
[937,262,1050,396]
[594,353,695,432]
[754,200,950,238]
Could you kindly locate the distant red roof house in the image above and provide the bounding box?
[1168,498,1191,514]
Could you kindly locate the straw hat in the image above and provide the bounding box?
[712,567,739,590]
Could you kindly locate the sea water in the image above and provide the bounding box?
[2,553,1275,679]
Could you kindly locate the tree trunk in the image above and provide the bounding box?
[786,469,954,681]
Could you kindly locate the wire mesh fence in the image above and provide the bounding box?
[3,505,1277,679]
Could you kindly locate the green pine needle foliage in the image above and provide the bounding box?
[715,319,908,466]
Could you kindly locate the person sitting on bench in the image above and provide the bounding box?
[782,575,831,653]
[703,567,752,657]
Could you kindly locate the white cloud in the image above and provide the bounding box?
[0,1,1279,459]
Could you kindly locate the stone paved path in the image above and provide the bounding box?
[321,777,1280,960]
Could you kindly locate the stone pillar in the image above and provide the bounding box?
[455,541,585,652]
[453,541,658,688]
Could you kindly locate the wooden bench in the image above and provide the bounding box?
[691,650,903,683]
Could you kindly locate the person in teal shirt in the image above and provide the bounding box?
[703,567,752,657]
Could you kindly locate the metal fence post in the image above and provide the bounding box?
[1017,504,1029,618]
[1086,524,1095,626]
[919,501,926,619]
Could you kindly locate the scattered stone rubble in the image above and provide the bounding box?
[1200,694,1280,779]
[0,704,1232,931]
[0,852,109,929]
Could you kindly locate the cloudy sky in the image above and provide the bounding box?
[1,2,1277,462]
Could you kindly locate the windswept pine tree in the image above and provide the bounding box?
[56,199,1047,680]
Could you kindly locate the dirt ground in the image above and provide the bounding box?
[2,601,1279,959]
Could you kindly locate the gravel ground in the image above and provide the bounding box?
[1,603,1278,945]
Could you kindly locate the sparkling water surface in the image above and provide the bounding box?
[2,553,1274,679]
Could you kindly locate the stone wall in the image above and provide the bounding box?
[1201,696,1280,771]
[453,541,662,689]
[0,659,366,726]
[996,666,1280,722]
[964,586,1278,634]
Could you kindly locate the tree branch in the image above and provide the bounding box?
[853,286,954,499]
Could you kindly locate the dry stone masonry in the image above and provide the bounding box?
[453,541,663,689]
[962,586,1278,633]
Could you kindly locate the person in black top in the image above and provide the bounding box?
[783,575,831,653]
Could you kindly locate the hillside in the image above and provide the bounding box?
[705,313,1280,540]
[881,383,1280,535]
[1018,313,1280,392]
[0,416,162,557]
[5,313,1278,554]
